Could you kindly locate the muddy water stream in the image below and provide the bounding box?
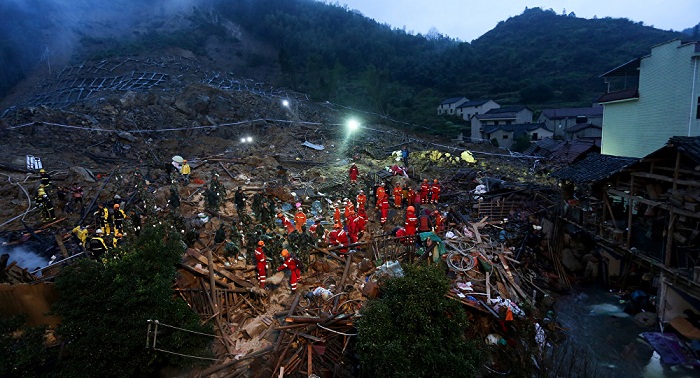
[556,286,695,378]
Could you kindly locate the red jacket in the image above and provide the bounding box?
[349,165,359,181]
[255,246,266,264]
[405,212,418,235]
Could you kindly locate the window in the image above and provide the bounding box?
[502,134,509,139]
[531,132,539,141]
[576,116,588,124]
[505,120,512,125]
[696,96,700,119]
[494,121,500,125]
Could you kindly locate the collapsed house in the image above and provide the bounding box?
[551,137,700,362]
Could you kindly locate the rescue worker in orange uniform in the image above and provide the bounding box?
[375,183,386,204]
[433,210,445,234]
[344,198,355,220]
[294,208,307,233]
[430,179,441,204]
[277,249,301,293]
[333,204,342,225]
[356,190,367,211]
[419,179,430,204]
[255,240,267,288]
[393,182,403,209]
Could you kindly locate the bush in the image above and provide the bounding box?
[0,315,57,377]
[53,225,213,378]
[356,264,481,378]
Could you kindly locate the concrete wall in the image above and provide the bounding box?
[602,40,700,157]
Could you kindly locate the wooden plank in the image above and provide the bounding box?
[186,249,253,288]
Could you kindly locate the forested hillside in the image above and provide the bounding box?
[0,0,691,131]
[212,1,685,127]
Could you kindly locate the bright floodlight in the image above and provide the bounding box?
[246,137,253,143]
[240,137,246,143]
[347,119,360,132]
[282,99,290,107]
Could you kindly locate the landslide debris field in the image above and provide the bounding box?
[0,55,578,377]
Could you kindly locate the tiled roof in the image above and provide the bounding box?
[440,97,467,105]
[550,153,637,184]
[548,140,599,164]
[597,88,639,103]
[523,138,563,156]
[540,107,603,119]
[482,122,551,135]
[668,136,700,165]
[486,106,530,114]
[456,99,492,108]
[567,123,602,133]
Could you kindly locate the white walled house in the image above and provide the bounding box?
[471,106,534,141]
[598,39,700,158]
[481,123,553,149]
[538,106,603,139]
[437,97,468,115]
[456,99,500,121]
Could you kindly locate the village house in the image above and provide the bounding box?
[537,106,603,140]
[437,96,468,115]
[566,123,602,142]
[551,136,700,341]
[598,39,700,158]
[470,105,534,142]
[481,122,552,150]
[455,99,500,121]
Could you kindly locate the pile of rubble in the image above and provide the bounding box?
[0,70,578,376]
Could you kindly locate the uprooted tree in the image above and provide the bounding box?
[52,225,213,378]
[356,264,482,378]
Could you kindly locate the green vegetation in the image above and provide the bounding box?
[356,264,481,377]
[52,225,212,378]
[0,315,57,377]
[212,1,682,130]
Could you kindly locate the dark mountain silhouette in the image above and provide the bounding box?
[0,0,693,130]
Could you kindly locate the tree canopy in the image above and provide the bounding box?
[52,226,212,378]
[356,264,481,378]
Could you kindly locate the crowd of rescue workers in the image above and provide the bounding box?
[32,156,448,293]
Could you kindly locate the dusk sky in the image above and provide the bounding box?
[334,0,700,41]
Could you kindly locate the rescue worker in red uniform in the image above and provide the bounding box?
[405,206,418,243]
[430,179,441,204]
[346,209,358,242]
[277,213,296,234]
[255,240,267,288]
[377,193,390,226]
[354,208,367,241]
[335,223,349,254]
[349,163,359,184]
[418,209,433,233]
[329,223,340,247]
[277,249,301,293]
[356,190,367,212]
[419,179,430,204]
[393,183,403,209]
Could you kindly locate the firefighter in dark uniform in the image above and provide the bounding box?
[113,204,126,234]
[35,186,56,222]
[88,229,108,258]
[39,169,53,193]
